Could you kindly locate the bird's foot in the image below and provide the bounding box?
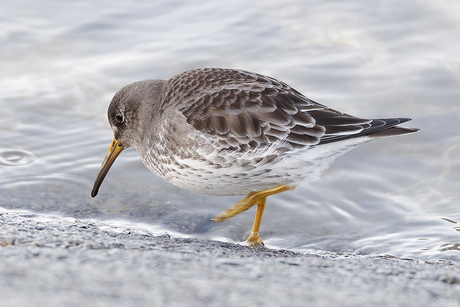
[243,231,264,247]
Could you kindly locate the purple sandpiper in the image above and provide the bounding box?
[91,68,418,246]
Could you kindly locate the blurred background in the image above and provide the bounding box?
[1,0,459,261]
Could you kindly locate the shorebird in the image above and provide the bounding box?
[91,68,418,246]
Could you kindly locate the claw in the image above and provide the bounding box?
[244,232,264,247]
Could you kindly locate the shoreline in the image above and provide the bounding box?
[1,210,460,306]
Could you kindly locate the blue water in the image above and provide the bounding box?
[1,0,460,261]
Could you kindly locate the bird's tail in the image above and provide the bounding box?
[364,118,419,138]
[318,118,419,145]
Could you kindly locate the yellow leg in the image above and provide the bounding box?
[212,184,293,246]
[245,198,266,246]
[212,184,292,222]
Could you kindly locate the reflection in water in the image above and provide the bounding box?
[442,218,457,224]
[440,243,460,252]
[0,0,460,262]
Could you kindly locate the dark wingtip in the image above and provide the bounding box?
[397,118,420,133]
[396,118,412,124]
[369,126,419,138]
[318,117,419,145]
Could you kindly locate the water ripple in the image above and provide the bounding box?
[0,149,36,166]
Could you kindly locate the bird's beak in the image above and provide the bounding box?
[91,137,124,197]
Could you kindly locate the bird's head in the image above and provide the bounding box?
[91,79,165,197]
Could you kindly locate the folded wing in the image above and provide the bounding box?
[161,68,416,153]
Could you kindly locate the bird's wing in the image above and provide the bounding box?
[161,68,372,153]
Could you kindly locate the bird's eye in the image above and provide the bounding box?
[115,114,124,123]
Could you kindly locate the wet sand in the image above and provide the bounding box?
[1,210,460,307]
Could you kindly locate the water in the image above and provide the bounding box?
[1,0,459,262]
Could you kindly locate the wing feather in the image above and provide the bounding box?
[160,68,411,153]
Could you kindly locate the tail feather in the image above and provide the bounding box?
[369,126,419,138]
[318,118,419,145]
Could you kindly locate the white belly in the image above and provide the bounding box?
[140,136,370,196]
